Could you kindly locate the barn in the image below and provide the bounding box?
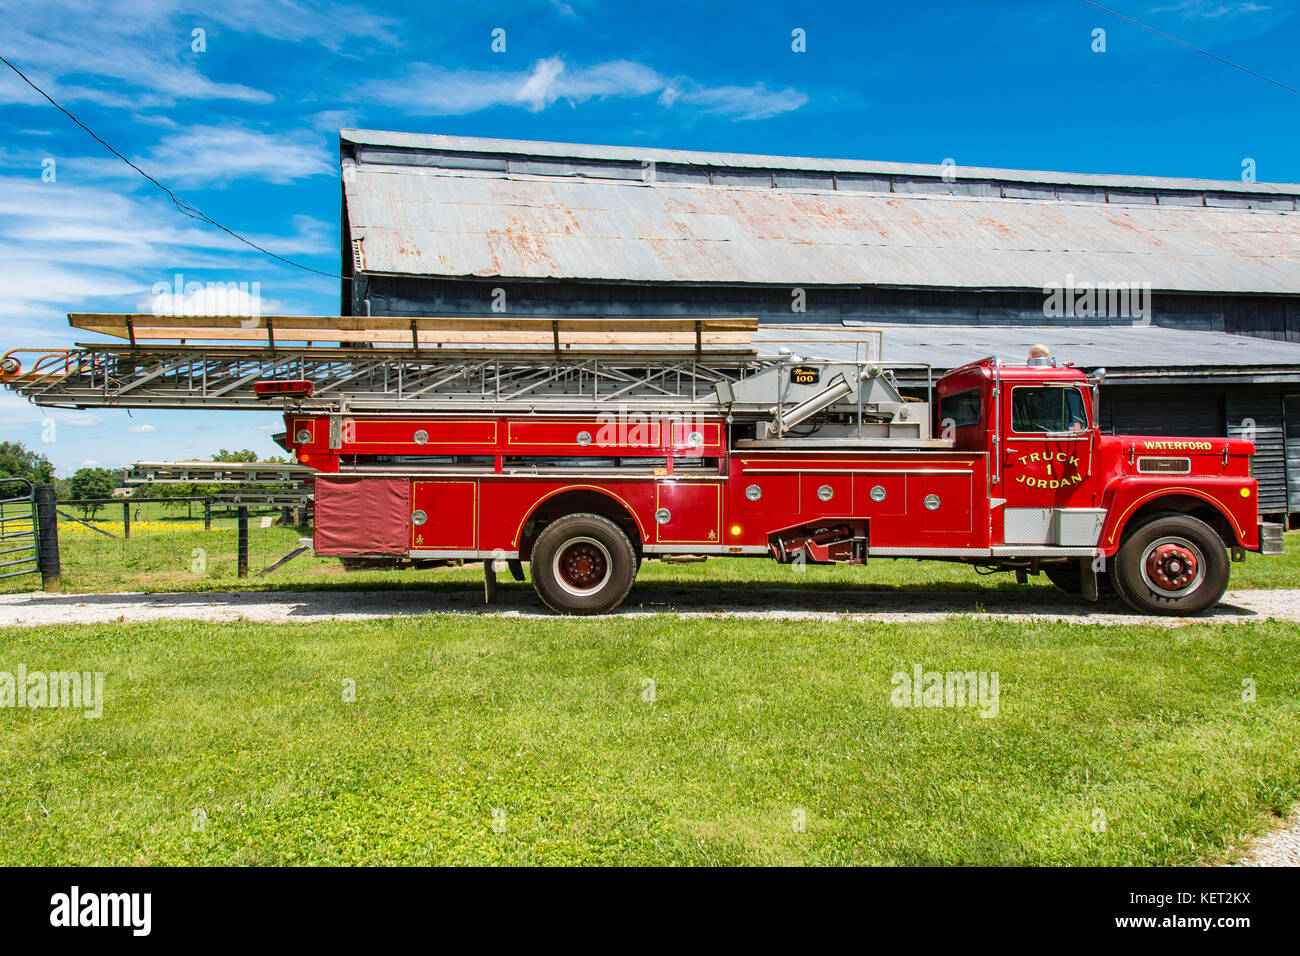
[337,129,1300,523]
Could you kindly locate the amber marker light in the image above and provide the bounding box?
[730,525,742,536]
[1241,487,1251,497]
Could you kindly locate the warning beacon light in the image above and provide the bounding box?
[1026,344,1052,367]
[253,379,315,399]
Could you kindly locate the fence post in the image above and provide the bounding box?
[34,484,61,592]
[237,506,249,578]
[204,497,212,531]
[281,505,291,526]
[122,500,130,540]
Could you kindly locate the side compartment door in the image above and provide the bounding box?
[914,472,972,533]
[409,480,479,552]
[654,481,723,546]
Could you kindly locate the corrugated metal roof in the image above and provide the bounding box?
[758,324,1300,382]
[340,131,1300,295]
[340,129,1300,195]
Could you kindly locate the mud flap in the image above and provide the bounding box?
[1080,558,1099,602]
[507,558,525,582]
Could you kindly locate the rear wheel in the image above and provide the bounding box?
[530,513,638,614]
[1111,514,1229,616]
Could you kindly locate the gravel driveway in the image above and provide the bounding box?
[1235,811,1300,867]
[2,585,1300,627]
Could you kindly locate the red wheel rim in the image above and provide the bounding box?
[553,537,612,596]
[1140,536,1205,597]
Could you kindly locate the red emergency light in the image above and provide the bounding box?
[253,379,314,399]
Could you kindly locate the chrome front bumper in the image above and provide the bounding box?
[1259,522,1285,556]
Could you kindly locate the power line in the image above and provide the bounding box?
[1079,0,1300,97]
[0,52,344,280]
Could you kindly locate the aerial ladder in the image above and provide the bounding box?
[0,312,933,442]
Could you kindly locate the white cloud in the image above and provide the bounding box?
[201,0,400,50]
[134,125,335,186]
[138,282,284,317]
[0,175,334,326]
[0,16,271,109]
[660,82,811,121]
[126,424,157,433]
[0,0,400,109]
[367,57,807,121]
[0,395,104,441]
[1149,1,1274,18]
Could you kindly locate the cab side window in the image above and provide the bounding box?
[1011,387,1089,434]
[940,388,982,428]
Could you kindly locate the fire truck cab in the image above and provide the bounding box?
[935,350,1265,615]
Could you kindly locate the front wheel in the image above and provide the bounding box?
[530,513,638,614]
[1110,514,1229,616]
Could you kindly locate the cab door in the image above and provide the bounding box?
[1000,383,1103,546]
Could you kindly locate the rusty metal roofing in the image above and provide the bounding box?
[340,130,1300,295]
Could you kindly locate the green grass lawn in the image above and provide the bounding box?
[1,614,1298,865]
[2,519,1297,596]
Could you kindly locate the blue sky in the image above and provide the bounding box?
[1,0,1297,474]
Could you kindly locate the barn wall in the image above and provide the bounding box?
[1227,388,1287,516]
[357,276,1300,341]
[1286,396,1300,515]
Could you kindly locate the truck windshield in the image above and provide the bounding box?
[1011,387,1089,433]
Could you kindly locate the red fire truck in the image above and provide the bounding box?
[2,314,1283,615]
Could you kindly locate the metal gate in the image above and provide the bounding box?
[0,478,39,579]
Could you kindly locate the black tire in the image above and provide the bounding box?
[1042,561,1112,594]
[530,513,638,614]
[1111,513,1229,616]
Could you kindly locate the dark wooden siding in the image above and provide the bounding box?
[358,276,1300,342]
[1099,386,1226,437]
[1227,388,1287,515]
[1286,396,1300,513]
